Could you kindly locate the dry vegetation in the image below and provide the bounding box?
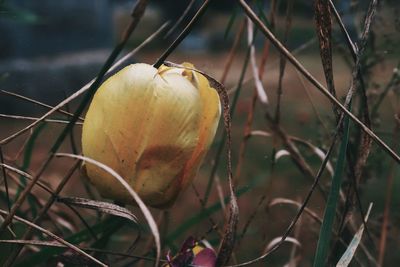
[1,0,400,266]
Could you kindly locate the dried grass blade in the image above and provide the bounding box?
[0,114,82,125]
[264,237,301,254]
[247,18,268,105]
[290,137,334,176]
[0,90,84,121]
[0,18,166,146]
[164,0,195,38]
[0,147,11,212]
[220,19,245,84]
[55,153,160,267]
[164,62,240,266]
[237,0,400,164]
[57,197,138,223]
[0,0,149,238]
[269,198,322,224]
[153,0,211,68]
[0,239,161,261]
[275,150,290,161]
[0,209,107,267]
[199,68,239,267]
[274,0,294,123]
[314,0,337,116]
[336,203,373,267]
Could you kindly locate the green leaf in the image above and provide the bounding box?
[15,217,120,267]
[166,174,264,249]
[0,222,26,266]
[0,239,17,267]
[15,122,47,217]
[223,7,238,40]
[255,0,271,29]
[313,110,352,267]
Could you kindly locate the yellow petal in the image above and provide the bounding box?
[82,62,220,208]
[179,63,221,189]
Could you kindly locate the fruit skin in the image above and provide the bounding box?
[82,63,220,208]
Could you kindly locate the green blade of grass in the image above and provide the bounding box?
[223,7,238,40]
[15,217,121,267]
[0,222,26,266]
[313,109,351,267]
[166,173,264,250]
[90,217,128,263]
[255,0,271,29]
[19,174,261,266]
[15,122,47,218]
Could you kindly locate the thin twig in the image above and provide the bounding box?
[274,0,294,123]
[0,90,84,121]
[0,18,167,146]
[215,82,239,267]
[0,209,107,267]
[64,93,79,155]
[0,114,83,125]
[153,0,212,68]
[1,162,97,240]
[164,0,196,38]
[0,0,149,239]
[162,61,239,266]
[237,195,267,246]
[0,239,163,262]
[1,162,59,195]
[230,0,380,266]
[371,64,400,117]
[190,183,221,236]
[55,153,161,267]
[328,0,357,59]
[234,0,274,225]
[220,19,246,84]
[238,0,400,164]
[267,198,376,266]
[0,147,11,212]
[265,113,327,197]
[294,68,330,135]
[333,0,378,256]
[4,129,33,163]
[4,161,80,266]
[204,44,251,206]
[227,135,338,267]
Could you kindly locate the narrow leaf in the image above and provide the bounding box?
[247,18,268,104]
[264,236,301,253]
[16,217,120,267]
[0,209,106,267]
[336,203,373,267]
[57,197,137,223]
[275,149,290,161]
[313,107,352,267]
[224,7,238,39]
[314,0,337,108]
[55,153,161,267]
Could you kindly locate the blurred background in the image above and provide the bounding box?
[3,0,396,113]
[1,0,400,266]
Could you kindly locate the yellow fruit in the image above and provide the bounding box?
[81,63,220,208]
